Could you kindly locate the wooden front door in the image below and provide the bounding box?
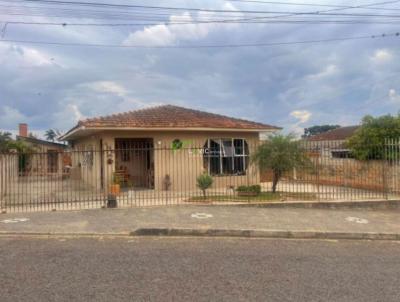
[47,150,59,173]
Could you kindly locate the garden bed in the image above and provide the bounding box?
[187,192,317,203]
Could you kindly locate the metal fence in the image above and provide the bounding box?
[0,138,399,213]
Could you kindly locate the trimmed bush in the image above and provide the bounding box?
[236,185,261,195]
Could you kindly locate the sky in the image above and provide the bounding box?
[0,0,399,138]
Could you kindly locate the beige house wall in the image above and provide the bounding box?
[21,142,67,176]
[71,136,103,189]
[71,130,261,192]
[0,153,18,200]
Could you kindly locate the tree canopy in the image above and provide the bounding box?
[252,135,309,192]
[0,131,13,152]
[302,125,341,138]
[347,114,400,160]
[0,131,34,153]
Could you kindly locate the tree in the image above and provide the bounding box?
[302,125,341,138]
[45,129,57,142]
[347,114,400,160]
[0,131,12,152]
[252,135,309,193]
[0,131,34,153]
[7,140,35,153]
[196,173,213,199]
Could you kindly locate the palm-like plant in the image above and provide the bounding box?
[196,173,213,199]
[45,129,63,142]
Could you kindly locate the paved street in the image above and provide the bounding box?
[1,237,400,302]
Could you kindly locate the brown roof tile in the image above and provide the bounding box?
[306,125,359,141]
[77,105,280,130]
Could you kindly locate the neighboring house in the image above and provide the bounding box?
[305,125,359,158]
[61,105,280,191]
[16,124,69,175]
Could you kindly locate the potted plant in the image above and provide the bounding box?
[109,174,121,196]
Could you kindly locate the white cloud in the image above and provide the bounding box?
[290,110,312,123]
[51,103,85,130]
[123,12,209,46]
[288,110,312,137]
[389,88,400,103]
[69,104,85,122]
[0,44,54,67]
[371,49,393,63]
[0,106,27,128]
[115,98,163,112]
[85,81,127,97]
[307,64,338,80]
[124,24,176,47]
[123,9,240,46]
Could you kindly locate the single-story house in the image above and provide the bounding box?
[305,125,359,158]
[61,105,280,191]
[16,124,69,175]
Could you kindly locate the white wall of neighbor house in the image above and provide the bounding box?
[70,130,265,191]
[71,136,103,190]
[25,146,66,176]
[0,153,18,200]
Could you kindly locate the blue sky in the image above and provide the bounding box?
[0,0,399,138]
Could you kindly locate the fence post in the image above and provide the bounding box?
[382,139,389,200]
[316,151,321,202]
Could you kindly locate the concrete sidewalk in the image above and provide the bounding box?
[1,205,400,240]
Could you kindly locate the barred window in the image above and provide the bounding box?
[203,138,249,176]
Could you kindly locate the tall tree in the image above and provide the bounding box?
[302,125,341,138]
[347,114,400,160]
[252,135,309,193]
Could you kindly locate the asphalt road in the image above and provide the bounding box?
[1,237,399,302]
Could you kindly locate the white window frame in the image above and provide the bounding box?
[204,138,249,176]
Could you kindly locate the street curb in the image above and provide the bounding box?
[0,232,130,238]
[0,229,399,241]
[131,228,400,241]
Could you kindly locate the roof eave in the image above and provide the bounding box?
[61,126,280,141]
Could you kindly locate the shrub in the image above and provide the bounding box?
[236,185,261,195]
[196,173,213,198]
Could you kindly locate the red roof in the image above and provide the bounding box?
[77,105,280,130]
[306,126,359,141]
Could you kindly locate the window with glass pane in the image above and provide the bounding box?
[203,138,249,176]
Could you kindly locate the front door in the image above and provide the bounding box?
[47,150,59,173]
[115,138,154,189]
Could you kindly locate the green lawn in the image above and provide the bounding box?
[187,192,317,202]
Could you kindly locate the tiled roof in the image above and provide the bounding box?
[306,126,359,141]
[16,135,68,148]
[77,105,280,130]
